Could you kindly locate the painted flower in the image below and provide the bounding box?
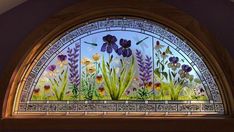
[92,53,100,61]
[154,41,165,50]
[81,57,92,66]
[145,81,153,90]
[98,85,105,96]
[86,64,96,74]
[178,64,192,78]
[96,75,103,84]
[47,65,57,76]
[154,82,161,90]
[47,65,56,71]
[126,90,131,95]
[132,87,137,92]
[44,85,51,93]
[168,56,181,71]
[57,54,67,67]
[117,39,132,57]
[194,85,206,96]
[101,34,118,53]
[33,88,40,96]
[161,52,168,59]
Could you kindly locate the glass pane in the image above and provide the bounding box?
[14,17,223,115]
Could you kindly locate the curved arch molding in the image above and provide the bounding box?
[2,0,233,118]
[13,17,224,115]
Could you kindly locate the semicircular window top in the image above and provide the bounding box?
[14,17,224,116]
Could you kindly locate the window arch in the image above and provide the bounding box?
[3,1,233,120]
[9,17,224,116]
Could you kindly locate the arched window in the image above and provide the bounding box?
[3,1,233,124]
[9,17,224,116]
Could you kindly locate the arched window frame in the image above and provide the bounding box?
[1,0,234,131]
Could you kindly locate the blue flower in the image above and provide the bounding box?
[101,34,118,53]
[181,64,192,72]
[168,56,181,71]
[178,64,192,78]
[117,39,132,57]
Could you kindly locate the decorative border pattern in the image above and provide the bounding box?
[17,101,224,114]
[16,17,223,114]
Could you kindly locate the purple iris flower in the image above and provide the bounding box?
[117,39,132,57]
[169,56,179,64]
[101,34,118,53]
[47,65,56,71]
[57,54,67,62]
[182,64,192,72]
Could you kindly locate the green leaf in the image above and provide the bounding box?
[49,78,59,100]
[161,72,168,80]
[168,69,172,82]
[101,56,112,97]
[154,68,161,78]
[118,56,135,99]
[156,60,160,67]
[160,62,165,71]
[59,68,68,100]
[165,46,172,55]
[171,72,177,78]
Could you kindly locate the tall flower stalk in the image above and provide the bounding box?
[135,49,153,100]
[135,49,152,85]
[67,43,80,99]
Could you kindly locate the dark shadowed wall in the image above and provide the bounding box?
[0,0,233,130]
[0,0,233,73]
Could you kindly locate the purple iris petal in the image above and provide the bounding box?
[57,54,67,62]
[101,43,107,52]
[182,64,192,72]
[103,34,117,43]
[122,49,127,57]
[120,39,131,48]
[169,56,179,63]
[126,48,132,57]
[47,65,56,71]
[117,38,132,57]
[106,45,113,53]
[112,43,118,52]
[101,34,118,54]
[117,47,123,55]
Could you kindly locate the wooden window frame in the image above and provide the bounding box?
[1,0,234,131]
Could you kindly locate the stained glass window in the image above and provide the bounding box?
[13,17,224,116]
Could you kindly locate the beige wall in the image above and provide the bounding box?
[0,0,26,15]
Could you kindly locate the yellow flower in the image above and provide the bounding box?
[98,86,105,96]
[86,64,96,74]
[81,57,92,66]
[96,75,103,84]
[44,85,51,93]
[145,82,153,90]
[33,88,40,96]
[154,82,161,91]
[92,53,100,61]
[161,52,168,59]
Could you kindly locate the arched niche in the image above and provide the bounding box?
[1,0,234,131]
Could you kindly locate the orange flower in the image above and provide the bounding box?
[44,85,51,93]
[96,75,103,84]
[86,64,96,74]
[81,57,92,66]
[92,53,100,61]
[33,88,40,96]
[98,86,105,96]
[145,82,153,90]
[154,82,161,90]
